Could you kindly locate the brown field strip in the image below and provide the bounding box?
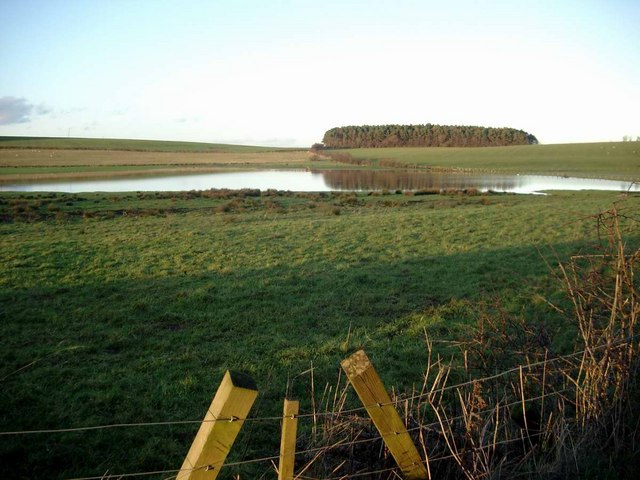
[0,149,311,167]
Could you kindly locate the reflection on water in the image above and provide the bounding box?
[322,170,515,191]
[321,170,639,194]
[1,169,638,194]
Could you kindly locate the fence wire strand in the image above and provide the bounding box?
[61,386,569,480]
[8,338,634,480]
[1,340,617,438]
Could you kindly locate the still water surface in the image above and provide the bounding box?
[1,170,638,194]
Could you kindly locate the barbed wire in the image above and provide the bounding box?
[66,468,182,480]
[287,386,569,460]
[2,338,627,438]
[8,337,634,480]
[294,429,554,480]
[387,334,634,407]
[58,346,623,480]
[62,386,570,480]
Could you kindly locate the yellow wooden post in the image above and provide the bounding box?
[278,399,300,480]
[341,350,428,479]
[178,371,258,480]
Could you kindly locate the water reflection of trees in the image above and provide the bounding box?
[319,170,519,192]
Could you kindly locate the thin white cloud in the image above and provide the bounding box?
[35,104,53,115]
[83,121,99,131]
[175,116,200,124]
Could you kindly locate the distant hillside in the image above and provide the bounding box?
[0,136,297,153]
[322,124,538,148]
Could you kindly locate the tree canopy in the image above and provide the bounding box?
[322,124,538,148]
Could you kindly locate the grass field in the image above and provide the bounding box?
[0,137,311,182]
[1,188,638,478]
[335,142,640,180]
[0,136,298,153]
[0,149,313,182]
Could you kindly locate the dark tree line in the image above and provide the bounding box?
[321,124,538,148]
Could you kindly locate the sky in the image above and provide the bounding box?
[1,0,639,147]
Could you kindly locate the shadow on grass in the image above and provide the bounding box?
[0,237,623,479]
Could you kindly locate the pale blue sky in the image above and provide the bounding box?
[1,0,638,146]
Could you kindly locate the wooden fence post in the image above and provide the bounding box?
[278,399,300,480]
[178,371,258,480]
[341,350,428,479]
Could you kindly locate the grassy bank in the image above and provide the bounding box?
[332,142,640,180]
[1,189,638,478]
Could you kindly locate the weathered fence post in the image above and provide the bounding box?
[341,350,428,479]
[178,371,258,480]
[278,398,300,480]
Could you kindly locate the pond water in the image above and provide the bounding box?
[1,169,638,194]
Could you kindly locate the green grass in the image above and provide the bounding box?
[335,142,640,180]
[0,136,299,153]
[1,189,638,478]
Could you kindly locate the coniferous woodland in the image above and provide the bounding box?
[321,124,538,148]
